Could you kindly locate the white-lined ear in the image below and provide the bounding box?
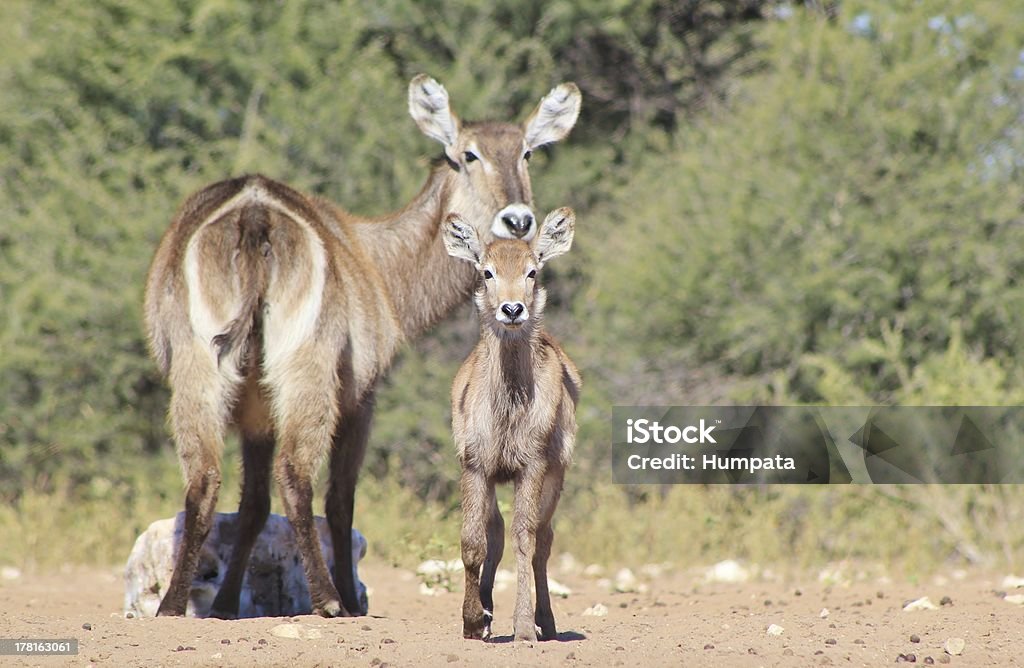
[524,83,581,149]
[409,74,460,147]
[442,213,484,265]
[534,207,575,267]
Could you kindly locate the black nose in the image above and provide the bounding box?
[501,212,534,238]
[501,302,525,320]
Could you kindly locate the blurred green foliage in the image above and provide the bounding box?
[2,0,1024,571]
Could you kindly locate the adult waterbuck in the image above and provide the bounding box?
[443,208,580,641]
[144,74,581,618]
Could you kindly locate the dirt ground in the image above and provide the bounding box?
[1,559,1023,667]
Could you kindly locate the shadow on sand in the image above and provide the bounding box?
[487,630,587,644]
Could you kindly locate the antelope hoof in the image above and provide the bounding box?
[314,599,344,618]
[514,624,538,643]
[209,607,238,620]
[155,599,186,617]
[463,612,492,640]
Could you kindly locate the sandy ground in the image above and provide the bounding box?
[1,559,1023,667]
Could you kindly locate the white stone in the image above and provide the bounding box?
[582,603,608,617]
[123,512,367,618]
[614,568,639,592]
[944,637,965,655]
[819,607,830,619]
[558,553,580,575]
[705,559,750,584]
[582,564,604,578]
[766,623,785,636]
[416,559,464,595]
[270,623,323,640]
[494,568,515,593]
[1004,594,1024,605]
[547,577,572,598]
[902,596,939,612]
[1002,575,1024,589]
[1,566,21,581]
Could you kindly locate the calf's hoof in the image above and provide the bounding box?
[514,624,538,643]
[463,612,492,640]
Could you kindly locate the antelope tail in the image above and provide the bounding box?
[213,203,271,367]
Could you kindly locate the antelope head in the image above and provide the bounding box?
[443,208,575,337]
[409,75,581,243]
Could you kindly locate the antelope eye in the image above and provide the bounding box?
[482,269,493,280]
[527,269,536,279]
[464,151,479,163]
[524,150,532,162]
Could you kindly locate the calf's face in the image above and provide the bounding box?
[443,208,576,335]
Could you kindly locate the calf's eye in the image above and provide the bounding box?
[483,269,493,279]
[527,269,536,279]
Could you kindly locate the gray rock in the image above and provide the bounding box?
[124,512,367,618]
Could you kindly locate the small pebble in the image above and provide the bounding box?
[362,624,372,631]
[615,646,625,651]
[381,638,395,645]
[825,638,837,645]
[258,639,267,645]
[446,654,459,663]
[910,634,920,643]
[855,639,865,644]
[924,658,934,665]
[704,643,714,650]
[944,637,964,655]
[940,596,953,606]
[82,623,93,631]
[783,648,794,656]
[221,639,231,645]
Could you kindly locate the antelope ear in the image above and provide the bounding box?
[534,207,575,267]
[443,213,483,266]
[409,74,460,147]
[524,83,581,149]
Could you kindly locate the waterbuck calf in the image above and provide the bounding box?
[144,75,581,618]
[443,208,580,642]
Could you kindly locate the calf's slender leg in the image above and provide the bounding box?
[460,468,493,639]
[478,488,504,631]
[511,465,546,642]
[533,468,564,640]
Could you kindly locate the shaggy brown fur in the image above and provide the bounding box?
[144,75,581,618]
[443,209,580,641]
